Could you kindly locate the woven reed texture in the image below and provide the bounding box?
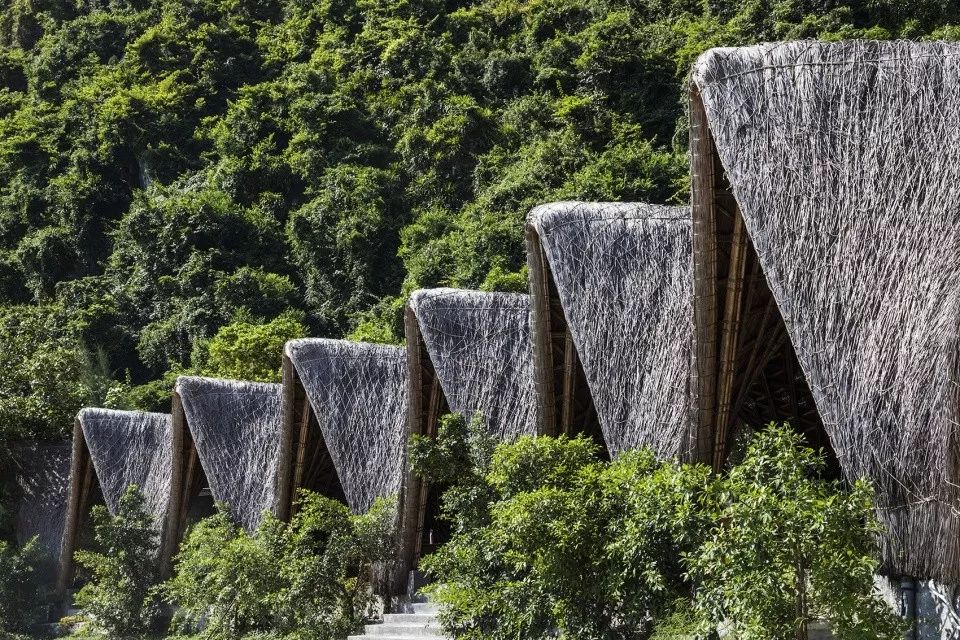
[77,408,173,525]
[9,441,71,567]
[693,40,960,582]
[285,339,407,513]
[175,376,284,532]
[528,202,694,458]
[409,288,540,440]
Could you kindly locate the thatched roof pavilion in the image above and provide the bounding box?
[172,376,284,534]
[398,287,540,593]
[526,202,695,458]
[58,409,179,596]
[6,442,71,589]
[690,41,960,583]
[280,339,406,517]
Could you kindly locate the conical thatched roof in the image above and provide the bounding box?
[284,339,406,513]
[59,409,179,593]
[527,202,694,458]
[76,408,174,522]
[692,40,960,582]
[8,442,71,569]
[408,288,540,440]
[175,376,283,532]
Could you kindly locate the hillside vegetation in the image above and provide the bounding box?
[0,0,957,440]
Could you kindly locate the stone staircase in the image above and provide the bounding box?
[349,599,449,640]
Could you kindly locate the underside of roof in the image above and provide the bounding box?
[409,288,540,440]
[693,40,960,582]
[9,441,71,567]
[77,408,173,523]
[527,202,694,459]
[175,376,284,532]
[285,339,406,513]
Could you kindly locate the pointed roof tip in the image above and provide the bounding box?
[174,374,282,396]
[76,407,171,423]
[409,287,529,315]
[527,201,690,236]
[692,40,960,90]
[284,337,404,360]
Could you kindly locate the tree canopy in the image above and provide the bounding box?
[1,0,957,439]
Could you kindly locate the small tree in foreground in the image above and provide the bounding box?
[164,491,396,640]
[415,420,904,640]
[0,537,46,634]
[73,485,162,637]
[411,414,708,639]
[686,424,905,640]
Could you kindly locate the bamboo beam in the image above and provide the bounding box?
[689,86,720,466]
[713,214,749,471]
[289,398,312,516]
[560,329,576,436]
[57,420,88,600]
[525,223,558,436]
[275,355,298,521]
[397,305,426,595]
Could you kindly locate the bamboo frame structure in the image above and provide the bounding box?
[397,288,539,594]
[526,202,696,459]
[277,352,347,520]
[57,412,181,601]
[279,338,406,521]
[170,377,285,535]
[689,41,960,582]
[397,303,451,595]
[525,223,603,446]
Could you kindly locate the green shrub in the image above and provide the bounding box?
[0,537,46,633]
[72,485,163,638]
[686,424,905,640]
[198,310,307,383]
[411,414,707,639]
[414,421,903,640]
[165,491,396,640]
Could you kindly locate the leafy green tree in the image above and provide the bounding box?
[73,485,163,638]
[413,420,903,640]
[686,425,905,640]
[411,414,706,640]
[165,491,396,640]
[198,310,307,383]
[0,305,109,440]
[1,0,960,442]
[0,537,46,634]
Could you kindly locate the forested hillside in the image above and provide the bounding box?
[0,0,956,440]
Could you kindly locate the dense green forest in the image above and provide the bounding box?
[0,0,957,441]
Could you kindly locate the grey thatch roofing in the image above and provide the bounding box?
[76,408,174,523]
[409,288,539,440]
[285,339,407,513]
[9,441,71,567]
[175,376,283,532]
[527,202,694,458]
[692,40,960,582]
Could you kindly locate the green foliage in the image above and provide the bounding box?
[73,485,163,638]
[686,424,905,640]
[415,422,902,640]
[1,0,956,441]
[198,311,307,383]
[164,491,396,640]
[0,537,46,633]
[0,305,111,440]
[411,414,708,639]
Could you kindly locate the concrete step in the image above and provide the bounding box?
[362,622,446,636]
[349,637,442,640]
[383,613,438,624]
[411,602,440,615]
